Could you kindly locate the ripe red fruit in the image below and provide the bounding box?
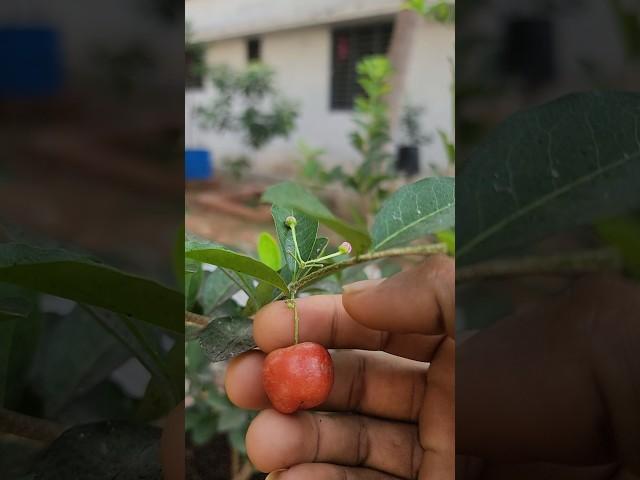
[262,342,334,414]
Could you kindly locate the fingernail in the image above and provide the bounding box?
[266,469,288,480]
[342,279,383,294]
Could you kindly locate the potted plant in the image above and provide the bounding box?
[396,104,431,176]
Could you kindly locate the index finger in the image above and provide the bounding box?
[253,294,443,362]
[343,255,455,337]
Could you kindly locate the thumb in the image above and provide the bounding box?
[342,255,455,337]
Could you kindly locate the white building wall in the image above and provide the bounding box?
[186,18,454,176]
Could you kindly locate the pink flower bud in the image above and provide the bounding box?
[338,241,352,254]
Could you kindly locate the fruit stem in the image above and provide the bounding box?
[286,292,300,345]
[293,301,300,345]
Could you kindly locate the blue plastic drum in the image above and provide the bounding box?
[0,26,63,98]
[185,149,213,180]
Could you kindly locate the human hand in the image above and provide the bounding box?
[457,276,640,479]
[225,255,455,479]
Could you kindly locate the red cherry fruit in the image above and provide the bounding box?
[263,342,334,414]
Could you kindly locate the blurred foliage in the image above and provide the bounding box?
[222,156,252,181]
[404,0,455,23]
[0,233,184,478]
[399,104,432,146]
[197,63,299,150]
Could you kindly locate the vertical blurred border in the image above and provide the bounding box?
[0,1,184,478]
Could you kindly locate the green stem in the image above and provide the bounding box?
[456,247,622,283]
[313,250,346,263]
[290,225,303,265]
[186,243,449,324]
[292,243,448,292]
[292,296,300,345]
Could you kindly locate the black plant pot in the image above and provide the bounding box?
[396,145,420,176]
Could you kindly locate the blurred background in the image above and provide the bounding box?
[456,0,640,328]
[0,1,183,478]
[184,0,454,478]
[457,0,640,161]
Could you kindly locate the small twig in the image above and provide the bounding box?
[0,408,64,444]
[292,243,448,292]
[184,243,448,327]
[456,247,622,283]
[185,311,208,327]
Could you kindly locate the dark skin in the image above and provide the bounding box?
[223,259,640,479]
[225,255,455,479]
[457,275,640,480]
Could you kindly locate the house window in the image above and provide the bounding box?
[247,37,261,62]
[331,21,393,110]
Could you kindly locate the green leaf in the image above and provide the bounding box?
[185,235,288,293]
[199,268,240,315]
[0,243,183,333]
[596,216,640,278]
[271,206,318,282]
[0,319,16,406]
[82,307,179,408]
[436,229,456,254]
[257,232,282,270]
[197,315,255,362]
[185,259,203,310]
[0,297,32,321]
[32,421,161,479]
[262,182,372,253]
[173,225,185,290]
[457,92,640,264]
[190,414,217,445]
[371,177,455,250]
[228,427,249,455]
[137,340,185,421]
[30,308,131,417]
[0,286,41,409]
[217,408,249,432]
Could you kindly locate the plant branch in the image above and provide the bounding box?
[456,247,622,283]
[185,311,208,327]
[291,243,448,292]
[0,408,63,444]
[184,243,448,327]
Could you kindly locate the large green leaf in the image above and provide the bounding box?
[185,235,288,292]
[262,182,372,253]
[457,92,640,264]
[197,315,255,363]
[30,309,131,417]
[371,177,455,251]
[0,243,183,333]
[271,206,318,282]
